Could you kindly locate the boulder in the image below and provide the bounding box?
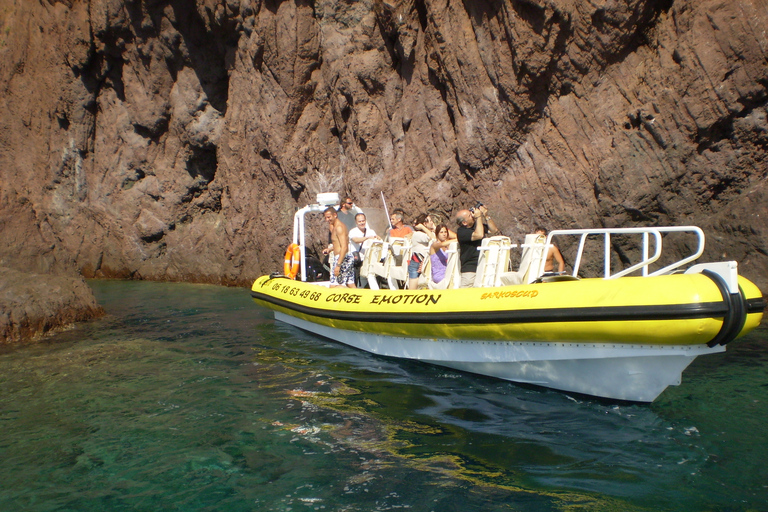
[0,267,104,344]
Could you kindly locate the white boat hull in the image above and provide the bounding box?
[275,312,726,402]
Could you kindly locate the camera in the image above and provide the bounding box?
[469,202,483,214]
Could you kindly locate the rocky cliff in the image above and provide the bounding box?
[1,0,766,296]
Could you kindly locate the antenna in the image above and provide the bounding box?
[380,191,392,228]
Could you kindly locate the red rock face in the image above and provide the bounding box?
[0,0,766,289]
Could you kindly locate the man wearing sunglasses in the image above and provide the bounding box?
[336,196,358,232]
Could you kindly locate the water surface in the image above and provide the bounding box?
[1,280,766,511]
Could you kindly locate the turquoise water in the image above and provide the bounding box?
[1,280,766,511]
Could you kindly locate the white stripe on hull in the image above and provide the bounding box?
[274,312,725,402]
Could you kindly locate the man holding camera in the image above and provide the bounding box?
[455,203,500,287]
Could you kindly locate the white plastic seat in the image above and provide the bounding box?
[499,233,548,285]
[360,239,386,290]
[474,236,514,287]
[417,253,432,288]
[385,237,412,289]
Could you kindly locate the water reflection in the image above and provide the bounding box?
[269,324,715,498]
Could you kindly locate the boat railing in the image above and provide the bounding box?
[546,226,705,279]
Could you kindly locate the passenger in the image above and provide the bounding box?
[387,210,413,239]
[535,227,565,273]
[456,203,500,287]
[408,213,435,290]
[322,207,356,288]
[423,213,457,240]
[413,213,437,241]
[392,207,407,221]
[349,213,379,252]
[336,196,358,232]
[429,224,454,284]
[349,213,379,287]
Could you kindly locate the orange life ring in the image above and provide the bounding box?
[283,243,301,279]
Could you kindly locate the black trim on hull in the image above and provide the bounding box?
[251,290,730,325]
[747,297,766,314]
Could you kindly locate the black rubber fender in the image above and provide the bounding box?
[703,269,747,347]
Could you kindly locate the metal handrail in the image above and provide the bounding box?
[546,226,705,279]
[646,226,706,276]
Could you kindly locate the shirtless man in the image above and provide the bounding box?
[535,227,565,273]
[323,207,356,288]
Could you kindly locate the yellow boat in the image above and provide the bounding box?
[251,195,765,402]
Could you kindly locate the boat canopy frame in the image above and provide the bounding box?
[292,202,345,283]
